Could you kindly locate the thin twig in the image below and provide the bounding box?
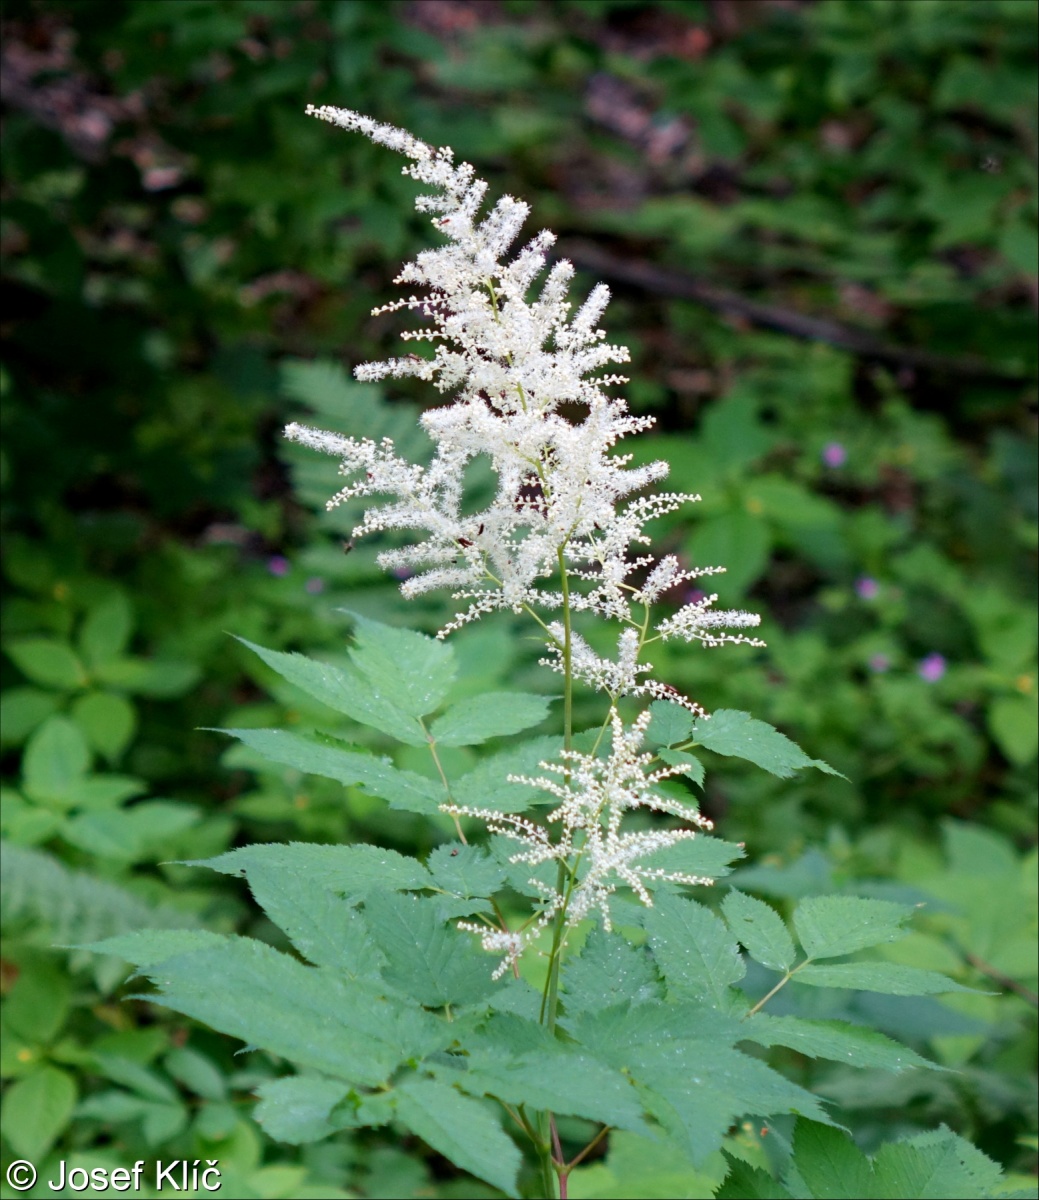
[560,240,1032,382]
[964,951,1039,1007]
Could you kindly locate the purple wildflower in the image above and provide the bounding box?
[869,654,890,673]
[267,555,290,577]
[822,442,847,468]
[918,653,946,683]
[855,577,880,600]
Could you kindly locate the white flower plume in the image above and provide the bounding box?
[286,107,698,627]
[445,708,715,976]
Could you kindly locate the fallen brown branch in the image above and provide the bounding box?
[560,239,1032,383]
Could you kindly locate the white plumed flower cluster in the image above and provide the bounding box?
[285,105,762,671]
[447,708,714,978]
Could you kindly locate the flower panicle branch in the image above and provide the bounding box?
[444,709,715,979]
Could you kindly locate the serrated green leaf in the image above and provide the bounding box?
[722,890,796,972]
[717,1155,793,1199]
[430,690,552,745]
[691,711,843,779]
[648,700,695,747]
[562,927,662,1014]
[245,868,382,979]
[0,1065,77,1158]
[610,1034,832,1166]
[346,612,456,717]
[4,637,89,690]
[186,841,429,897]
[363,891,495,1007]
[744,1014,936,1073]
[254,1075,351,1145]
[81,929,229,966]
[144,939,433,1085]
[452,735,564,813]
[427,843,506,898]
[217,728,443,811]
[394,1077,521,1197]
[794,962,976,995]
[791,1121,874,1199]
[235,637,426,745]
[869,1127,1005,1199]
[645,894,745,1006]
[794,896,914,961]
[459,1048,649,1133]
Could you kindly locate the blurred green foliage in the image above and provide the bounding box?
[1,0,1035,1195]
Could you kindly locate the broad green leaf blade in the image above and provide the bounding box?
[4,638,89,690]
[254,1075,351,1145]
[794,963,977,995]
[78,592,133,667]
[869,1127,1005,1199]
[722,890,796,973]
[791,1121,874,1200]
[364,890,496,1008]
[22,715,90,805]
[144,939,433,1085]
[346,612,456,718]
[648,700,695,747]
[744,1014,936,1073]
[0,1065,77,1159]
[394,1077,521,1197]
[691,710,843,779]
[71,691,136,762]
[459,1050,650,1134]
[218,728,443,812]
[562,927,662,1014]
[427,843,506,899]
[452,736,564,813]
[793,896,915,961]
[235,637,426,745]
[645,894,746,1007]
[80,929,229,966]
[430,691,553,746]
[163,1047,227,1102]
[186,842,429,897]
[245,869,382,979]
